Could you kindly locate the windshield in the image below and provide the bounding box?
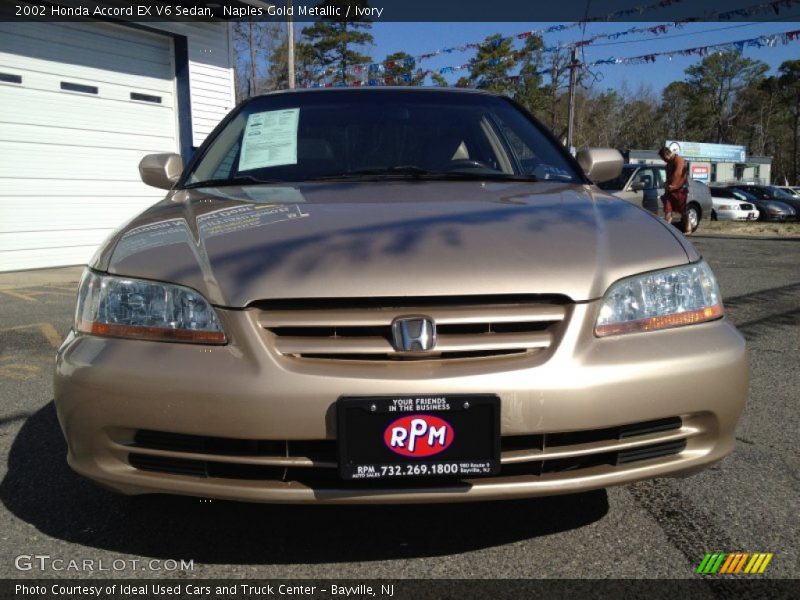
[768,186,796,199]
[182,90,581,187]
[740,186,770,199]
[596,168,634,191]
[730,189,756,202]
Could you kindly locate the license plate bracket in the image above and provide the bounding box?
[337,394,500,481]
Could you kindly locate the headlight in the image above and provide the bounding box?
[75,270,226,344]
[595,261,723,337]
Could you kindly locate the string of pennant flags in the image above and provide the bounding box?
[301,28,800,88]
[298,0,800,83]
[585,28,800,65]
[300,0,686,80]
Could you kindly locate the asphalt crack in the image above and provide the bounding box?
[628,479,749,598]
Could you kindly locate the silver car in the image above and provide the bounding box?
[53,88,746,504]
[599,164,713,232]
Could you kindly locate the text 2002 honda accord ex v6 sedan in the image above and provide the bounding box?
[54,88,747,504]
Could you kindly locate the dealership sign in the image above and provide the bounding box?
[691,165,710,182]
[666,140,746,163]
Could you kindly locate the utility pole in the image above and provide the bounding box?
[566,46,579,151]
[248,17,257,97]
[287,0,295,89]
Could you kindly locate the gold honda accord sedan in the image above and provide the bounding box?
[54,88,747,503]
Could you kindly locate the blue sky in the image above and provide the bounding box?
[362,21,800,92]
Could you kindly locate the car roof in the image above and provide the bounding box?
[250,87,499,100]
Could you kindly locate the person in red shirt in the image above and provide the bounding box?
[658,147,691,235]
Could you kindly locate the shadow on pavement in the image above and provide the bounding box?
[1,402,609,565]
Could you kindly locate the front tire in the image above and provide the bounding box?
[687,203,700,232]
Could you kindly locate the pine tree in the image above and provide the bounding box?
[381,52,424,86]
[468,33,517,95]
[777,60,800,183]
[513,35,546,115]
[429,73,449,87]
[300,0,374,85]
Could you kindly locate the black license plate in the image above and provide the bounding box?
[337,394,500,481]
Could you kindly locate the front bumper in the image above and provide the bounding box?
[716,209,759,221]
[762,212,796,222]
[54,303,748,504]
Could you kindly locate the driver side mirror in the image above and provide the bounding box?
[576,147,624,184]
[139,153,183,190]
[630,181,646,192]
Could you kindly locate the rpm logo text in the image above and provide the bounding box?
[384,414,454,457]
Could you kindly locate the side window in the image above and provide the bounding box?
[490,106,578,181]
[632,168,656,189]
[211,142,240,179]
[657,168,667,188]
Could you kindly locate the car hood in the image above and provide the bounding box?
[94,181,697,307]
[760,200,794,211]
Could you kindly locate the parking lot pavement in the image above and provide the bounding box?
[0,238,797,580]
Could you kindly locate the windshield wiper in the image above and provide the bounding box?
[307,166,438,181]
[182,175,280,189]
[307,166,539,182]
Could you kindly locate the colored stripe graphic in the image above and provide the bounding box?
[758,554,774,573]
[719,553,737,574]
[698,553,727,574]
[700,552,773,574]
[696,553,713,574]
[733,553,750,573]
[745,554,760,573]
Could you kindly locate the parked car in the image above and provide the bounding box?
[776,186,800,198]
[729,185,799,221]
[54,88,747,504]
[597,163,712,232]
[708,187,759,221]
[762,186,800,212]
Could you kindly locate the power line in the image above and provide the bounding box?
[306,0,800,84]
[302,0,695,79]
[587,22,777,48]
[326,28,800,88]
[586,28,800,67]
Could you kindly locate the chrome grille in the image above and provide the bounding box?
[124,416,689,483]
[254,295,570,361]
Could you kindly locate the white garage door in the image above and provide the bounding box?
[0,21,179,272]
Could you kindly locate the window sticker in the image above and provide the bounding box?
[238,108,300,171]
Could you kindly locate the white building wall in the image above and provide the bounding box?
[0,18,235,271]
[148,22,236,147]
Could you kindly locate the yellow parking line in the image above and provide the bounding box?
[0,290,38,302]
[29,290,75,297]
[0,363,40,381]
[0,322,62,348]
[38,323,62,348]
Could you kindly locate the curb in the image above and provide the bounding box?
[691,233,800,241]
